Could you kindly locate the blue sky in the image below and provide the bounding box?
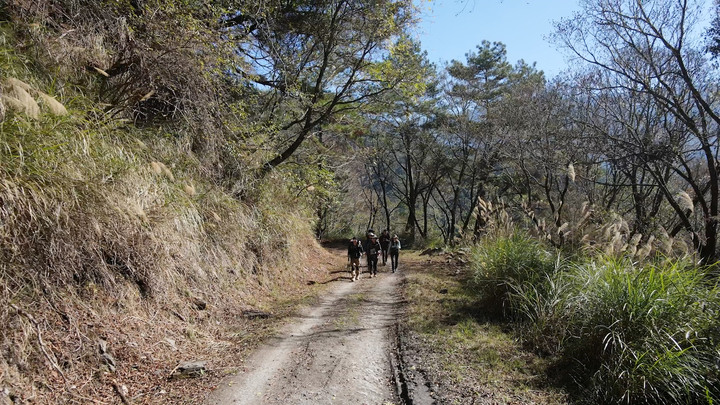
[415,0,582,77]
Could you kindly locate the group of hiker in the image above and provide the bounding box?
[347,229,401,282]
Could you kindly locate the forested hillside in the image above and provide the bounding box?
[2,0,720,403]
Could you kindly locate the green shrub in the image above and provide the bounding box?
[471,232,559,317]
[562,258,720,404]
[507,270,574,354]
[470,234,720,404]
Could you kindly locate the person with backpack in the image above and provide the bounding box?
[379,229,391,266]
[389,234,401,273]
[366,233,382,278]
[347,237,364,282]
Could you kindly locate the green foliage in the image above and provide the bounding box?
[471,236,720,404]
[369,36,432,100]
[562,258,720,405]
[506,269,574,354]
[470,232,559,316]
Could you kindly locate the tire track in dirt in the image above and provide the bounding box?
[206,261,404,405]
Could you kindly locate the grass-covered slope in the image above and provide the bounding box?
[0,17,328,404]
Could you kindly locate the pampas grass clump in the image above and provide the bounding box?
[471,234,720,404]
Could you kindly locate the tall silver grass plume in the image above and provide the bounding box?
[626,234,643,256]
[3,78,39,119]
[151,161,163,174]
[93,66,110,77]
[604,240,615,256]
[603,223,615,240]
[0,96,5,122]
[1,95,23,114]
[500,210,510,223]
[164,166,175,181]
[38,92,68,116]
[13,85,40,118]
[622,243,635,255]
[619,218,630,234]
[610,230,623,254]
[567,163,576,182]
[130,202,148,222]
[635,237,654,261]
[477,197,488,211]
[659,227,674,254]
[578,209,592,228]
[557,222,569,234]
[5,77,32,92]
[156,162,175,181]
[677,191,694,213]
[581,201,589,214]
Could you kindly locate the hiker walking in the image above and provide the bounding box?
[366,233,382,278]
[365,229,375,251]
[389,234,401,273]
[379,229,391,266]
[347,237,363,282]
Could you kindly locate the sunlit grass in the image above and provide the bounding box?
[404,257,568,404]
[470,234,720,404]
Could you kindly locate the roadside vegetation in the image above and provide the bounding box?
[0,26,334,404]
[1,0,414,401]
[469,231,720,404]
[402,250,568,404]
[403,226,720,404]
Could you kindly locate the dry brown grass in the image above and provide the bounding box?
[0,166,334,403]
[0,103,335,404]
[0,7,346,403]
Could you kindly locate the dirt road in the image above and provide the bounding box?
[206,261,405,405]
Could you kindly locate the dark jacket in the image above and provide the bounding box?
[348,241,364,259]
[366,240,382,259]
[379,232,391,249]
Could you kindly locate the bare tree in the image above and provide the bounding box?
[555,0,720,263]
